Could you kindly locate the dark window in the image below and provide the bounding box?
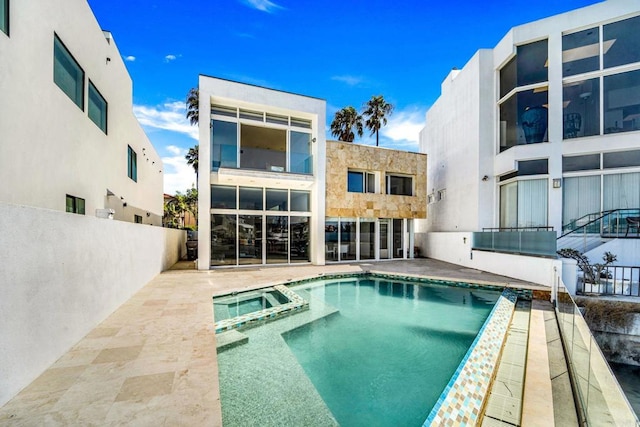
[518,159,548,176]
[386,174,413,196]
[604,15,640,69]
[66,194,85,215]
[1,0,8,36]
[88,81,107,133]
[348,171,375,193]
[562,27,599,77]
[604,69,640,135]
[563,154,601,172]
[211,105,237,118]
[127,145,137,182]
[290,191,310,212]
[53,35,84,109]
[603,150,640,169]
[563,78,600,139]
[500,88,548,151]
[211,185,236,209]
[266,113,288,125]
[134,215,143,224]
[266,189,287,211]
[500,57,517,99]
[211,120,238,171]
[291,117,312,129]
[517,40,548,87]
[239,109,263,121]
[239,187,262,210]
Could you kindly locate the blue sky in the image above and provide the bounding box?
[86,0,601,194]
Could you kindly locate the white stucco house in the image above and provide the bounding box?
[417,0,640,272]
[197,76,327,269]
[0,0,163,224]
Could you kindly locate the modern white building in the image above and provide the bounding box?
[197,76,326,269]
[419,1,640,256]
[0,0,164,224]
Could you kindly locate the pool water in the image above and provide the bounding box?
[213,288,289,320]
[283,278,500,426]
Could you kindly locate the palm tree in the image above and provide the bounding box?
[330,106,363,142]
[185,145,199,186]
[186,87,199,126]
[362,95,394,147]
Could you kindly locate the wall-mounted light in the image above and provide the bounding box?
[106,57,111,64]
[312,137,317,143]
[553,178,562,188]
[482,175,489,181]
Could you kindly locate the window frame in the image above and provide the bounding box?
[65,194,85,215]
[88,80,108,134]
[347,170,376,193]
[127,145,137,182]
[385,173,414,196]
[53,34,85,110]
[134,214,143,224]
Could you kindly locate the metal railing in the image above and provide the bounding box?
[578,265,640,297]
[554,272,640,426]
[558,208,640,253]
[481,226,554,232]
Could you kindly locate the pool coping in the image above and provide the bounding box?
[423,288,518,426]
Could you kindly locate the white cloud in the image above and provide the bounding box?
[133,101,198,141]
[331,75,364,87]
[165,54,177,62]
[124,55,136,62]
[380,107,426,151]
[162,146,196,195]
[241,0,282,13]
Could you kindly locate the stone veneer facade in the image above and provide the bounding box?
[325,140,427,219]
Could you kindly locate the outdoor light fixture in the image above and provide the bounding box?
[553,178,562,188]
[482,175,489,181]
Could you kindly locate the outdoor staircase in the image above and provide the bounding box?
[557,208,640,253]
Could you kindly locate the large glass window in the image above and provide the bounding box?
[500,57,517,99]
[500,179,548,228]
[500,88,548,150]
[603,150,640,169]
[88,81,107,133]
[290,190,310,212]
[517,40,548,87]
[266,216,288,264]
[266,189,287,211]
[386,174,413,196]
[290,217,310,263]
[127,146,137,182]
[241,124,286,171]
[211,120,237,171]
[563,78,600,139]
[239,187,262,210]
[392,219,404,259]
[359,219,375,260]
[238,215,262,265]
[54,35,84,110]
[563,27,599,77]
[1,0,8,35]
[604,69,640,134]
[563,176,601,227]
[563,154,600,172]
[290,131,312,174]
[603,172,640,211]
[66,194,85,215]
[211,214,237,266]
[211,185,236,209]
[604,15,640,69]
[340,220,357,261]
[325,220,339,261]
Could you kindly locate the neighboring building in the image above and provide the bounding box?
[0,0,163,225]
[325,140,427,261]
[419,0,640,238]
[197,76,326,269]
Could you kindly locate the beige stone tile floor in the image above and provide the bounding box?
[0,259,551,426]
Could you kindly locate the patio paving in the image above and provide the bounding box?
[0,259,550,426]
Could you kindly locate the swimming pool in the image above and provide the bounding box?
[215,274,505,426]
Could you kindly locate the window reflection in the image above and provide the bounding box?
[604,15,640,69]
[517,40,548,87]
[211,214,237,266]
[290,217,310,263]
[563,28,599,77]
[500,88,548,150]
[563,78,600,139]
[211,120,237,171]
[604,69,640,134]
[238,215,262,265]
[266,216,288,264]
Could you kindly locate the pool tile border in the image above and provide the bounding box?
[214,285,308,333]
[423,288,518,426]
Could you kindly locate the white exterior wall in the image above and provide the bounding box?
[0,202,186,407]
[0,0,163,224]
[197,76,326,269]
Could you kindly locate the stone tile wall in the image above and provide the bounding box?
[325,140,427,219]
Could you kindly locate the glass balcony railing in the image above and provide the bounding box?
[472,229,557,257]
[554,275,640,426]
